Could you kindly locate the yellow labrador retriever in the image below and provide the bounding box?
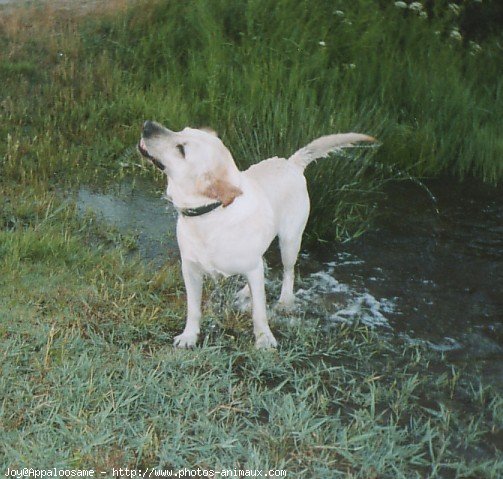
[138,121,374,348]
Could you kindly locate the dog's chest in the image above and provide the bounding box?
[176,205,275,276]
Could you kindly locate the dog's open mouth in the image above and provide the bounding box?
[137,138,152,159]
[137,139,165,171]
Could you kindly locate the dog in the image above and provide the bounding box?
[138,121,374,349]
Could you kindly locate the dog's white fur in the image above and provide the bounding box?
[139,122,374,348]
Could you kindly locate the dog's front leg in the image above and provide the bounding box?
[174,259,203,348]
[246,261,278,349]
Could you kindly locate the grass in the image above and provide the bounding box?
[2,265,503,476]
[1,0,502,476]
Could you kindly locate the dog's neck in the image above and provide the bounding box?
[165,170,242,211]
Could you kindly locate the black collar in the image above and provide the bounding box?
[179,201,222,217]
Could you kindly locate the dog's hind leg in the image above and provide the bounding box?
[277,233,303,310]
[277,202,309,310]
[234,283,251,312]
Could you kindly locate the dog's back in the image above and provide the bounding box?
[244,156,310,232]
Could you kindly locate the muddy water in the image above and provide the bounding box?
[77,176,503,387]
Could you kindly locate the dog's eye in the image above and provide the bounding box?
[176,144,185,157]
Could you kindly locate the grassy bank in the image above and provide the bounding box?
[1,0,502,475]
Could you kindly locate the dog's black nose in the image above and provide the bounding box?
[142,120,162,139]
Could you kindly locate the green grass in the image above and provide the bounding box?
[2,265,503,476]
[1,0,502,475]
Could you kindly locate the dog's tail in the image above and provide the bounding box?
[288,133,376,170]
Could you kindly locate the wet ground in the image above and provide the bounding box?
[77,176,503,388]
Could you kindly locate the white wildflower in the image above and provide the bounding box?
[318,41,326,47]
[469,41,482,55]
[450,28,462,41]
[419,11,427,19]
[334,10,344,17]
[448,3,461,15]
[409,2,423,12]
[343,63,356,70]
[394,1,407,8]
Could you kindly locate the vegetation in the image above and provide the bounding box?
[1,0,502,239]
[1,0,502,475]
[3,301,503,476]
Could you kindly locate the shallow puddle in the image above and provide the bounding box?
[77,177,177,265]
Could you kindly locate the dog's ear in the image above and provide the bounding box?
[199,127,218,137]
[203,176,242,207]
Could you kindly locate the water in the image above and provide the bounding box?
[77,176,503,386]
[301,178,503,386]
[338,180,502,345]
[77,177,177,265]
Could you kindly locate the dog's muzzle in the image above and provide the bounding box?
[137,138,165,172]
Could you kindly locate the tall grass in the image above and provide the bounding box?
[1,0,501,240]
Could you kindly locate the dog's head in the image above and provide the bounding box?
[138,121,242,207]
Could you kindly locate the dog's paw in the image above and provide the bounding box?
[255,331,278,350]
[173,332,198,349]
[275,298,297,313]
